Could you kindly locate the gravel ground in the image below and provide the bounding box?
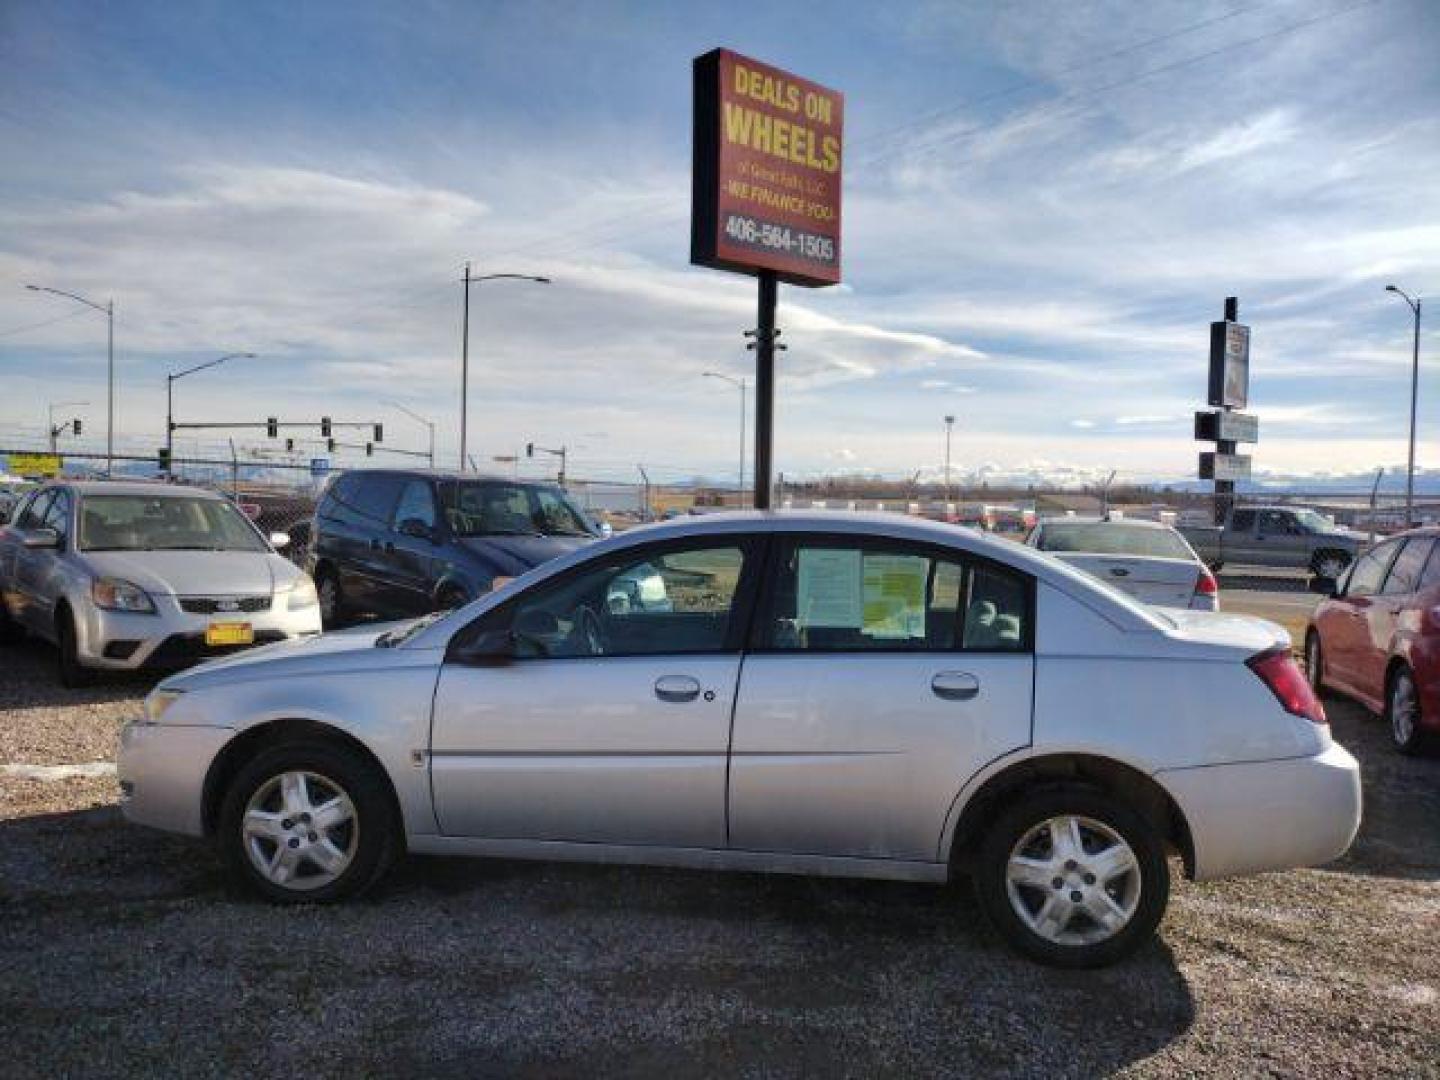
[1,633,1438,1078]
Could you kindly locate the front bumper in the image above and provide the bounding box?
[74,593,321,671]
[1157,740,1362,881]
[118,720,235,837]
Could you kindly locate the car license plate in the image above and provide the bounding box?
[205,622,254,647]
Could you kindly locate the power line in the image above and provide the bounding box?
[0,308,91,339]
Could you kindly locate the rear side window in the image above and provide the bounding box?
[1421,542,1440,590]
[1382,539,1434,595]
[1346,543,1399,597]
[392,480,437,530]
[318,474,357,523]
[760,539,1030,653]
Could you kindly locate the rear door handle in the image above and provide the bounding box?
[654,675,702,703]
[931,671,980,701]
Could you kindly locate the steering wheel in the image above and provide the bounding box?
[572,605,607,657]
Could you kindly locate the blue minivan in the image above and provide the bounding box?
[308,469,602,625]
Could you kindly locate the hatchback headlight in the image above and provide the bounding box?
[92,577,156,613]
[144,688,184,723]
[286,576,318,610]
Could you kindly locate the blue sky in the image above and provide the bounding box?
[1,0,1437,487]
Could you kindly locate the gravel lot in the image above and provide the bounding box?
[1,628,1438,1078]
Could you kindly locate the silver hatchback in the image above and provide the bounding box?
[0,481,321,685]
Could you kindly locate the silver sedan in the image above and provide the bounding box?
[118,512,1360,967]
[0,481,320,685]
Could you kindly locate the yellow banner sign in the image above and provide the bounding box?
[8,453,62,478]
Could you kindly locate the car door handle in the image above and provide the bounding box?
[931,671,980,701]
[654,675,702,703]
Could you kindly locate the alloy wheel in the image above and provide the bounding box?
[242,770,359,891]
[1004,814,1142,946]
[1315,555,1347,580]
[1391,671,1418,749]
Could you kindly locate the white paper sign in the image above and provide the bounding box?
[796,548,862,628]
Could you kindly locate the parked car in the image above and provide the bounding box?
[1027,517,1219,611]
[119,511,1359,968]
[1305,526,1440,755]
[1180,506,1362,579]
[0,481,320,685]
[306,469,603,625]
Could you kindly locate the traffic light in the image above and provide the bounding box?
[285,438,295,452]
[157,446,171,471]
[365,442,374,457]
[373,423,383,444]
[266,416,278,438]
[326,438,336,453]
[72,418,82,436]
[321,416,332,438]
[526,443,534,457]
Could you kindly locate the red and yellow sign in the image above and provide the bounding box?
[692,49,843,287]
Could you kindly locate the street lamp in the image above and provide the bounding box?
[46,400,89,453]
[944,415,956,505]
[25,285,114,475]
[385,400,436,467]
[703,371,747,504]
[460,263,551,471]
[1385,285,1423,527]
[166,353,256,479]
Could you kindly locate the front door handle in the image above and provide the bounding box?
[654,675,702,703]
[931,671,980,701]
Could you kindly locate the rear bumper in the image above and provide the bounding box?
[1157,741,1361,881]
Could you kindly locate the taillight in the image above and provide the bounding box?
[1195,567,1219,597]
[1247,647,1326,724]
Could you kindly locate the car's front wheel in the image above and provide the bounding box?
[974,786,1169,968]
[55,607,96,688]
[218,740,400,903]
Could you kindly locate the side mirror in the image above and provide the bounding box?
[399,517,435,541]
[269,531,291,550]
[598,521,614,539]
[456,627,515,666]
[22,527,60,550]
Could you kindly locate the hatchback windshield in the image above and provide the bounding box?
[437,481,596,539]
[78,494,268,552]
[1037,522,1193,560]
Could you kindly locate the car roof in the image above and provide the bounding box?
[340,468,552,484]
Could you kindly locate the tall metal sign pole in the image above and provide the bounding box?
[1196,296,1258,524]
[692,48,843,509]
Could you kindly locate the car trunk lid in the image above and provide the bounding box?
[1052,554,1200,609]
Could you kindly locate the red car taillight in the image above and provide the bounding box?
[1194,567,1219,597]
[1247,647,1326,725]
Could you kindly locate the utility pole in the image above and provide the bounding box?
[637,464,652,521]
[703,372,747,504]
[166,353,255,480]
[386,401,436,467]
[459,264,551,471]
[25,286,114,475]
[944,415,956,505]
[1385,285,1423,527]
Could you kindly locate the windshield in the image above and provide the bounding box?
[438,480,596,539]
[78,494,268,552]
[1037,522,1193,560]
[1292,509,1336,533]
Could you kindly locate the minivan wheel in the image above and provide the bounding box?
[315,568,347,627]
[56,609,96,688]
[218,740,400,903]
[974,786,1169,968]
[1387,666,1434,757]
[0,597,22,645]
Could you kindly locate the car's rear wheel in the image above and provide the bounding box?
[974,786,1169,968]
[55,608,96,688]
[0,595,23,645]
[1311,550,1351,581]
[1305,631,1325,693]
[218,740,400,903]
[1387,666,1435,757]
[315,567,347,628]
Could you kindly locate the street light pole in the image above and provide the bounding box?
[703,372,747,504]
[25,285,114,475]
[1386,285,1423,527]
[459,264,551,471]
[165,353,256,480]
[385,401,437,467]
[944,415,956,505]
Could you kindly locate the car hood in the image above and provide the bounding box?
[161,620,408,688]
[453,534,592,574]
[79,550,294,596]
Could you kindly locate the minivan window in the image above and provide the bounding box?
[438,480,595,539]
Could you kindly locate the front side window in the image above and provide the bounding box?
[761,539,1029,653]
[439,480,595,539]
[1382,539,1433,596]
[392,480,437,531]
[1345,543,1398,597]
[77,495,267,552]
[496,542,749,658]
[1258,510,1296,536]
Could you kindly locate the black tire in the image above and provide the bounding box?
[1310,549,1351,582]
[0,595,22,645]
[973,786,1170,968]
[55,607,96,688]
[1305,631,1325,694]
[1386,665,1436,757]
[315,565,348,628]
[217,739,401,904]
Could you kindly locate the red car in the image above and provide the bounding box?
[1305,527,1440,754]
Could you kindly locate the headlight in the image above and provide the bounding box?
[92,577,156,613]
[286,576,318,610]
[144,688,184,722]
